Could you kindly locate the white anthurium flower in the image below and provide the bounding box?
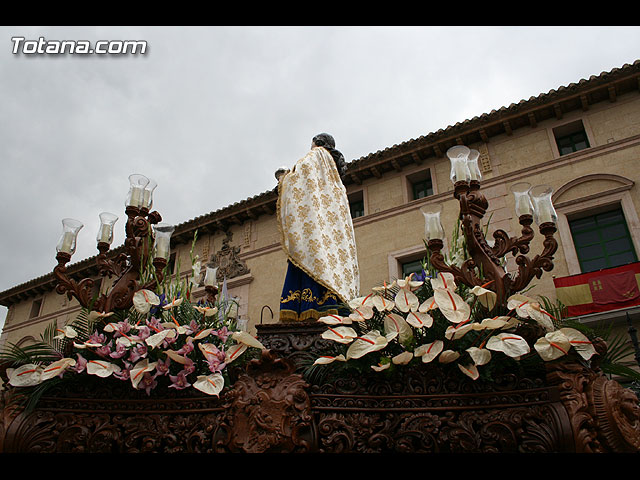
[506,294,555,331]
[162,322,190,335]
[405,310,433,329]
[430,272,456,291]
[486,333,531,358]
[371,283,396,311]
[193,373,225,396]
[232,331,265,350]
[439,350,461,364]
[166,349,189,364]
[54,325,78,340]
[394,274,423,313]
[41,358,76,381]
[130,359,157,389]
[466,347,492,366]
[318,314,352,325]
[534,330,572,361]
[349,304,375,322]
[321,326,358,344]
[9,364,44,387]
[313,354,347,365]
[458,363,480,380]
[383,313,413,344]
[414,340,444,364]
[73,341,103,349]
[433,288,471,324]
[145,329,177,349]
[133,289,160,314]
[371,294,395,312]
[371,362,391,372]
[86,360,121,378]
[225,343,248,363]
[559,328,597,360]
[192,328,214,340]
[396,274,424,291]
[163,297,184,310]
[346,330,389,360]
[445,322,475,340]
[395,288,420,313]
[472,316,510,331]
[193,305,218,317]
[88,311,115,322]
[470,285,498,310]
[348,295,375,310]
[418,296,437,313]
[115,336,135,348]
[392,351,414,365]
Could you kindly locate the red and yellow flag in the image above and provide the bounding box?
[553,262,640,316]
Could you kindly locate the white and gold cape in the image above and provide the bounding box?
[277,146,360,303]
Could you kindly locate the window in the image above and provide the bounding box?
[407,170,433,201]
[569,207,637,273]
[554,120,590,156]
[348,190,365,219]
[401,259,425,278]
[29,299,43,319]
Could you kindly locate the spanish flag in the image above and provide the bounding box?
[554,262,640,316]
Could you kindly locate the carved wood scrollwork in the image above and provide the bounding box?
[214,350,316,453]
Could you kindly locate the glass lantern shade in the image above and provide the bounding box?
[126,174,150,208]
[510,182,534,217]
[97,212,119,244]
[446,145,471,184]
[529,185,558,225]
[204,265,219,287]
[153,223,175,260]
[467,149,482,182]
[56,218,84,255]
[420,203,445,241]
[142,178,157,210]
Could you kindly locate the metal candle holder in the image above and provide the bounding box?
[425,145,559,309]
[53,174,172,314]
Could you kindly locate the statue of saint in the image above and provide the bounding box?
[276,133,360,322]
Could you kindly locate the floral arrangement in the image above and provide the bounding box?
[1,234,264,403]
[311,227,599,382]
[312,269,598,381]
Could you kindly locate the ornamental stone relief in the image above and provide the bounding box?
[208,231,250,281]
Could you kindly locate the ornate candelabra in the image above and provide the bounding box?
[423,145,559,309]
[53,174,176,314]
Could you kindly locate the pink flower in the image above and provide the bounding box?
[154,357,171,377]
[127,344,148,363]
[168,371,191,390]
[175,338,195,356]
[138,372,157,395]
[73,353,87,373]
[110,342,128,359]
[213,327,230,343]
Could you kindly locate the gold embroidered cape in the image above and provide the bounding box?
[277,146,360,304]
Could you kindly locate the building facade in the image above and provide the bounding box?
[2,61,640,356]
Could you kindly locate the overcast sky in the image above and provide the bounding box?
[1,25,640,332]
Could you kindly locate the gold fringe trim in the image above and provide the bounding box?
[279,307,340,323]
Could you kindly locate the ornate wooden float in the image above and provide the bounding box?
[1,322,639,453]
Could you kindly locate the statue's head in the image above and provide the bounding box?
[312,133,336,149]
